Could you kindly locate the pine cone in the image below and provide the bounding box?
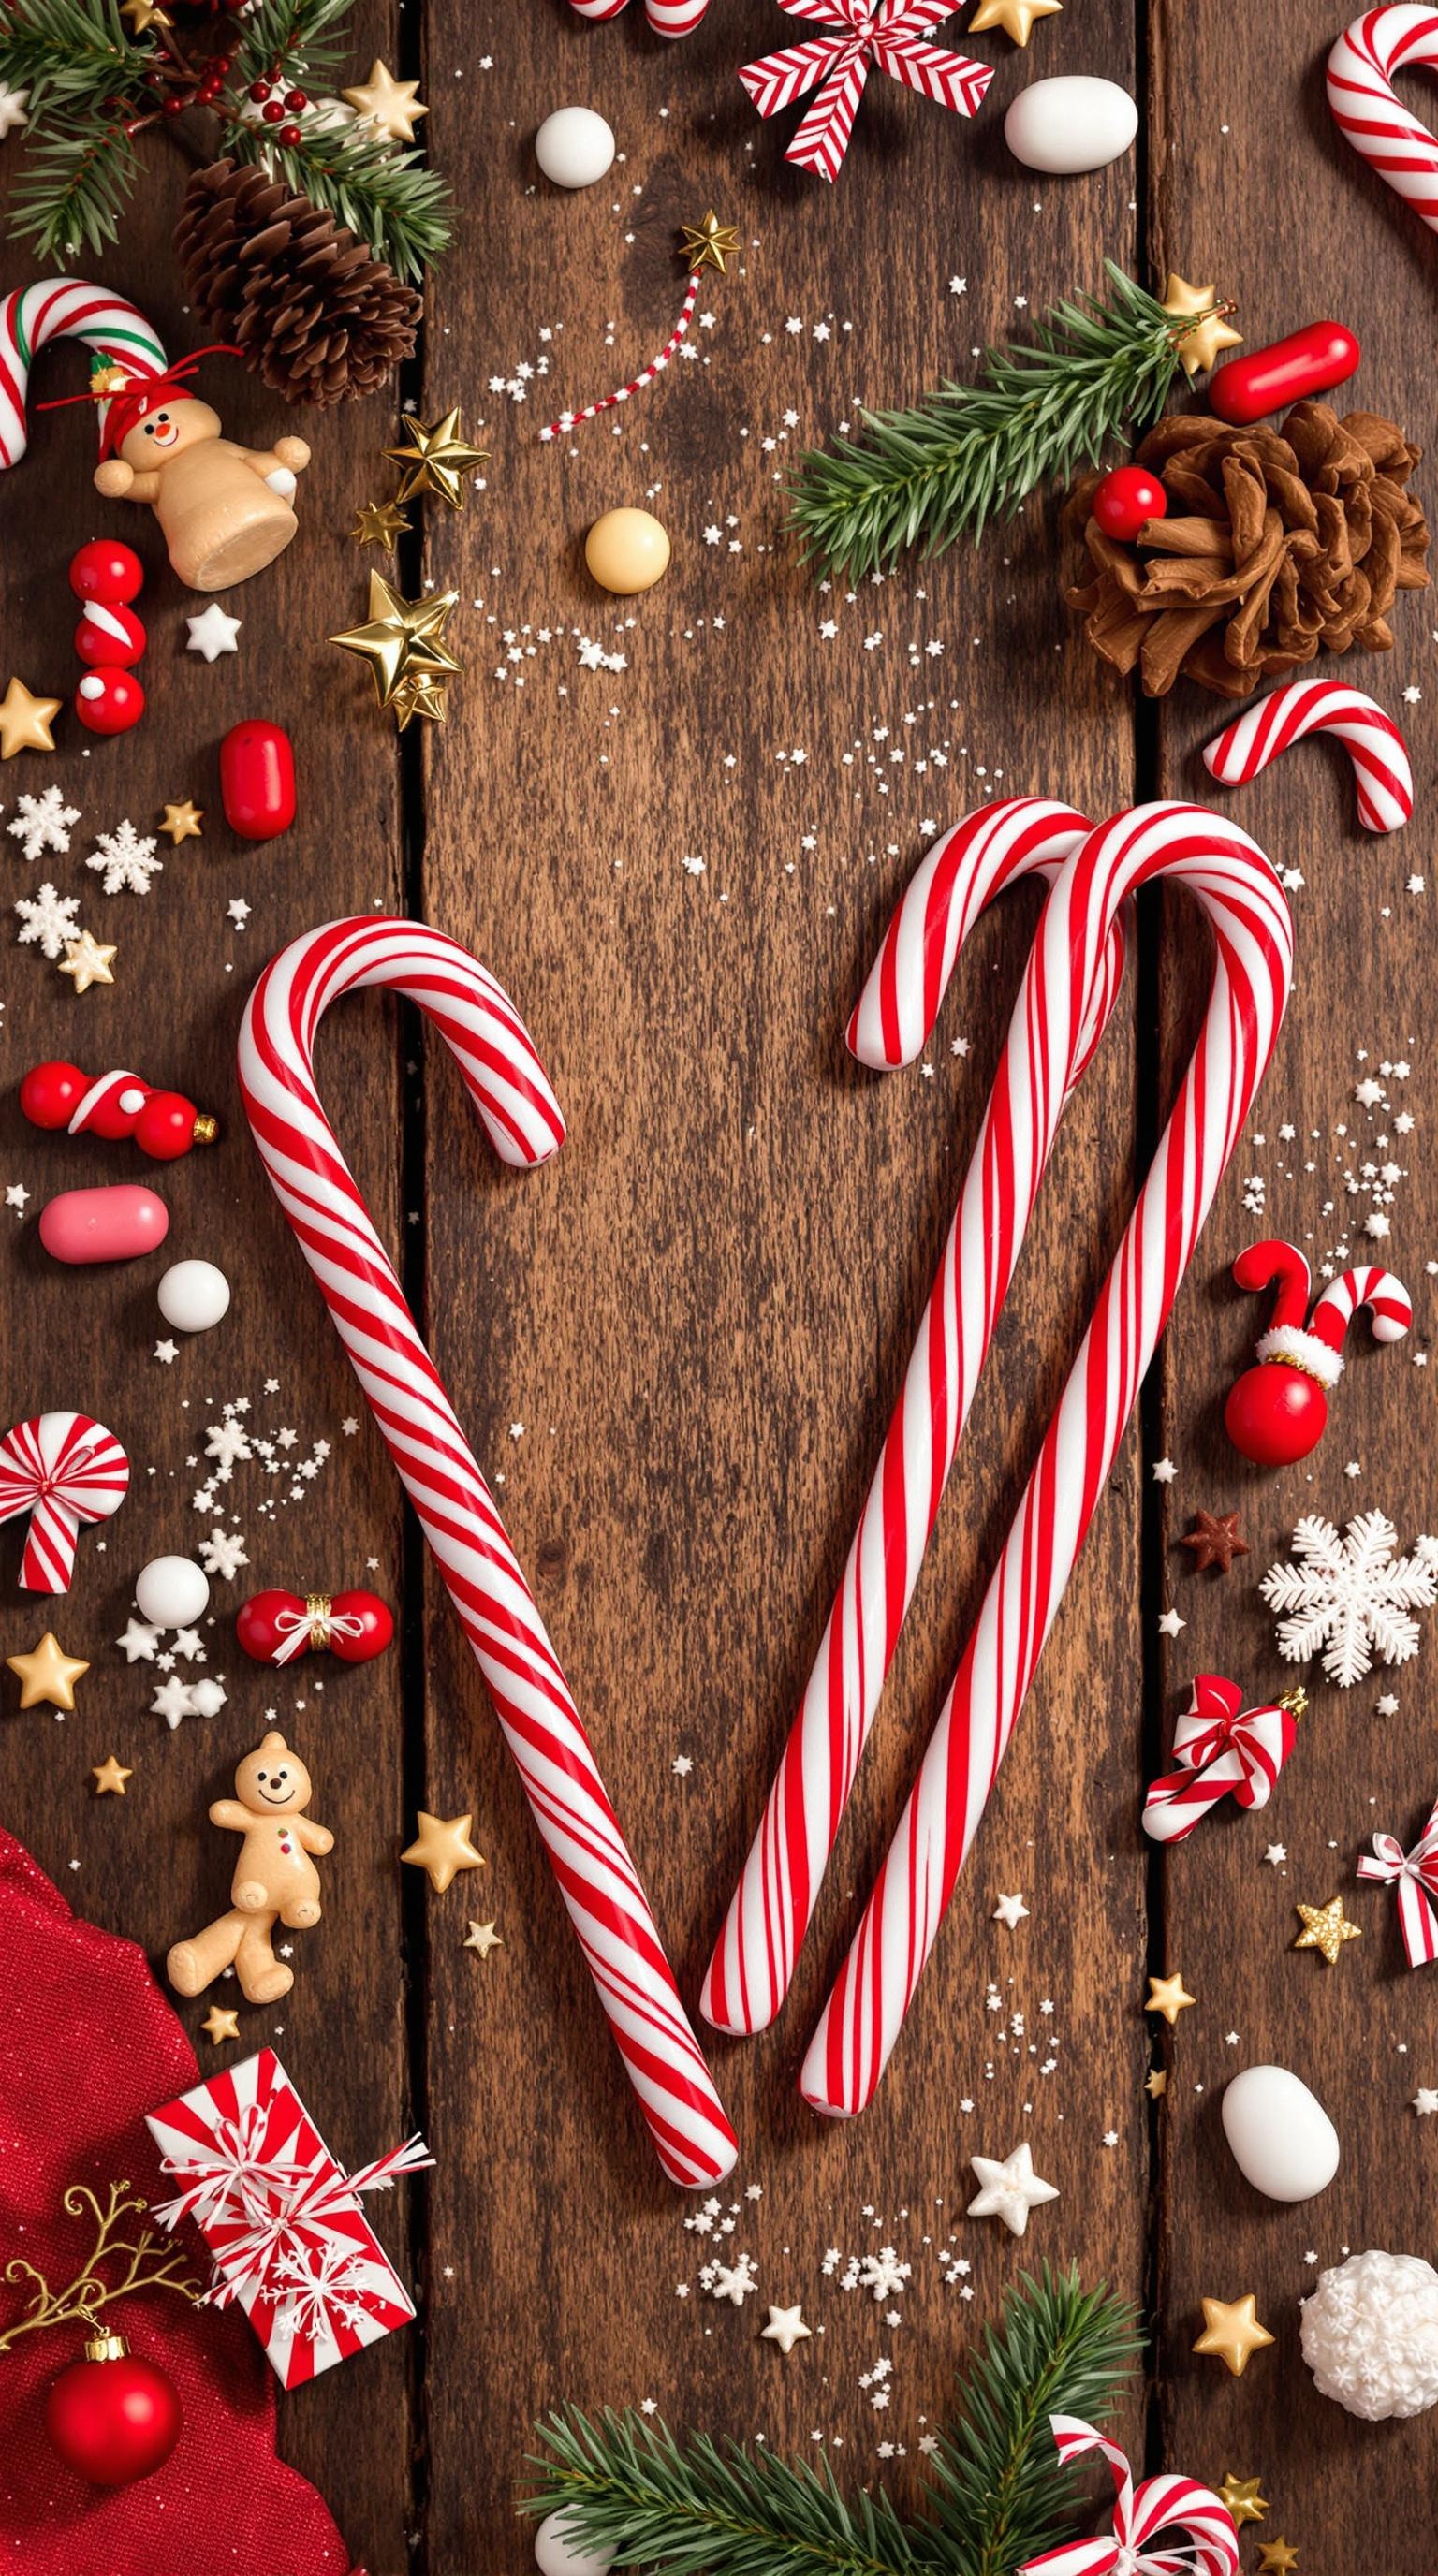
[1065,402,1431,698]
[174,158,421,408]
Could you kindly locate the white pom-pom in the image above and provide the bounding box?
[534,2510,616,2576]
[1300,2248,1438,2419]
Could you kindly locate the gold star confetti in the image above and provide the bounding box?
[1220,2473,1268,2527]
[0,675,62,758]
[7,1633,90,1712]
[1144,2067,1168,2099]
[1258,2543,1300,2574]
[58,931,117,993]
[1161,272,1242,378]
[350,497,411,552]
[330,571,462,712]
[92,1754,132,1796]
[384,408,488,509]
[1145,1970,1196,2026]
[201,2004,241,2045]
[402,1810,485,1895]
[159,799,203,844]
[967,0,1062,39]
[679,210,741,276]
[463,1919,503,1959]
[120,0,171,28]
[1193,2292,1275,2378]
[1295,1894,1361,1965]
[391,670,449,731]
[343,58,429,143]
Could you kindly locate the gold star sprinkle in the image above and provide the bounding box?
[7,1633,90,1712]
[679,210,741,276]
[159,798,203,844]
[1220,2473,1268,2527]
[330,571,462,711]
[343,58,429,144]
[1144,2067,1168,2099]
[391,670,449,731]
[120,0,171,28]
[350,497,411,552]
[92,1754,133,1796]
[1146,1970,1196,2026]
[1193,2292,1275,2378]
[201,2004,241,2045]
[58,930,117,993]
[384,409,488,510]
[1295,1894,1361,1965]
[463,1919,503,1959]
[967,0,1062,39]
[402,1810,485,1895]
[1161,272,1242,379]
[0,676,62,759]
[1258,2543,1300,2574]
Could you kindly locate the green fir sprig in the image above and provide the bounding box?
[227,115,451,285]
[521,2266,1141,2576]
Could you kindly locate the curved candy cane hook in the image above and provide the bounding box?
[0,1412,130,1590]
[1328,6,1438,239]
[1203,679,1413,834]
[1019,2417,1240,2576]
[0,279,167,472]
[802,804,1293,2117]
[238,918,736,2190]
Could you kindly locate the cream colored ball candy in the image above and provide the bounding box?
[584,508,670,595]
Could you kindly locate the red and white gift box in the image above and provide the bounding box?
[145,2047,432,2389]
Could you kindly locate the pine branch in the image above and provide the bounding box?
[229,0,355,94]
[0,0,149,122]
[8,111,142,262]
[787,264,1224,582]
[225,115,452,283]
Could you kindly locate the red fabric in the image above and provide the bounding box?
[0,1826,357,2576]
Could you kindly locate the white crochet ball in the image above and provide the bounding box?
[1300,2248,1438,2419]
[534,2510,615,2576]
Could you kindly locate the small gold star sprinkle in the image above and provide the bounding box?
[1144,2067,1168,2099]
[1146,1970,1196,2026]
[1220,2473,1268,2527]
[159,799,203,845]
[343,58,429,143]
[0,676,62,758]
[201,2004,241,2045]
[391,670,449,731]
[350,497,412,552]
[967,0,1062,40]
[1258,2543,1300,2574]
[402,1810,485,1895]
[1161,272,1242,378]
[120,0,171,29]
[679,210,741,276]
[1295,1894,1361,1964]
[330,571,462,711]
[463,1919,503,1959]
[1193,2292,1275,2378]
[7,1633,90,1712]
[384,409,488,509]
[92,1754,133,1796]
[58,931,117,993]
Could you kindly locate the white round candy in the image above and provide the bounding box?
[534,2511,616,2576]
[1221,2063,1340,2202]
[135,1554,211,1630]
[1302,2250,1438,2419]
[536,107,615,191]
[1004,75,1138,175]
[157,1258,231,1335]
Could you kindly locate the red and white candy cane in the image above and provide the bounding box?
[567,0,712,31]
[538,271,700,443]
[1328,7,1438,238]
[1142,1674,1306,1846]
[702,798,1131,2036]
[0,1411,129,1590]
[802,804,1293,2118]
[1018,2417,1240,2576]
[1357,1793,1438,1965]
[238,918,736,2190]
[0,279,166,472]
[1203,678,1413,834]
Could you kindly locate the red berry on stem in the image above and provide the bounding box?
[75,668,145,737]
[260,98,285,122]
[248,79,271,101]
[69,539,144,606]
[1091,464,1168,544]
[276,121,301,144]
[19,1061,86,1132]
[284,87,306,109]
[44,2338,182,2488]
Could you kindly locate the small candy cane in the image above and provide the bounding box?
[1328,6,1438,238]
[0,1412,130,1589]
[0,279,166,471]
[1019,2416,1240,2576]
[1203,678,1413,833]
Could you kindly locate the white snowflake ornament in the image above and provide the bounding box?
[1261,1511,1438,1686]
[13,882,81,959]
[7,786,80,861]
[87,819,162,896]
[197,1526,249,1580]
[1301,2249,1438,2419]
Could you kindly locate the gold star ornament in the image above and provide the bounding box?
[7,1633,90,1712]
[201,2004,241,2045]
[159,799,203,845]
[402,1810,485,1895]
[391,671,449,731]
[1295,1894,1361,1964]
[1161,272,1242,379]
[679,210,741,276]
[1220,2473,1268,2527]
[0,675,62,758]
[384,408,488,509]
[967,0,1061,39]
[331,571,462,715]
[1146,1970,1196,2026]
[343,58,429,144]
[1258,2544,1300,2574]
[120,0,171,29]
[350,497,411,552]
[92,1754,133,1796]
[463,1919,503,1959]
[58,931,117,993]
[1193,2292,1276,2378]
[1144,2067,1168,2100]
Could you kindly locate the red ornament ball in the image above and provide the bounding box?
[1091,464,1168,543]
[74,601,147,669]
[1224,1362,1329,1468]
[44,2339,183,2487]
[134,1090,201,1160]
[68,539,144,607]
[75,667,145,736]
[18,1060,87,1131]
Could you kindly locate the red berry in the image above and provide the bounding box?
[1091,464,1168,544]
[276,121,301,144]
[19,1061,86,1132]
[248,79,271,101]
[134,1090,200,1160]
[74,601,146,669]
[161,95,184,114]
[74,667,145,737]
[260,98,285,122]
[284,87,306,110]
[69,539,144,607]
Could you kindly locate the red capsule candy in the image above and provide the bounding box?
[74,601,147,668]
[1091,464,1168,543]
[220,719,296,841]
[68,539,144,606]
[75,667,145,735]
[1210,322,1360,427]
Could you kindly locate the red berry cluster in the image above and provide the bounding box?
[247,66,308,147]
[68,541,147,738]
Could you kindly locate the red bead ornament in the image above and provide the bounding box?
[20,1061,219,1158]
[1211,322,1360,427]
[44,2332,183,2487]
[236,1587,395,1666]
[1224,1237,1412,1467]
[68,539,144,606]
[220,718,296,840]
[1091,463,1168,542]
[73,601,147,669]
[75,667,144,736]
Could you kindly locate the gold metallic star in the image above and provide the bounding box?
[679,210,741,276]
[0,676,62,758]
[92,1754,133,1796]
[58,931,117,993]
[1146,1970,1196,2026]
[1144,2066,1168,2099]
[1193,2292,1275,2378]
[402,1810,485,1895]
[1295,1895,1361,1965]
[7,1633,90,1712]
[967,0,1062,40]
[159,798,203,844]
[343,58,429,143]
[391,670,449,731]
[1161,272,1242,379]
[330,571,462,710]
[201,2004,241,2045]
[463,1919,503,1959]
[350,497,411,552]
[384,409,488,509]
[120,0,171,28]
[1220,2473,1268,2527]
[1258,2543,1300,2574]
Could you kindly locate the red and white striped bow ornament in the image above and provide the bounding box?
[739,0,992,182]
[1357,1795,1438,1966]
[1019,2416,1240,2576]
[1142,1674,1306,1845]
[0,1410,129,1590]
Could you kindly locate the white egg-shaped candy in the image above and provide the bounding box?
[135,1554,212,1631]
[536,107,616,191]
[1222,2063,1340,2202]
[534,2511,616,2576]
[157,1258,231,1335]
[1004,75,1138,175]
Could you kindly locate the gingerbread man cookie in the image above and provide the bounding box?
[167,1730,332,2007]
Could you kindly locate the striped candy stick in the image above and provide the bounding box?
[538,270,701,442]
[0,1411,130,1589]
[1311,1260,1413,1349]
[801,804,1293,2118]
[1018,2416,1240,2576]
[238,918,737,2189]
[1328,6,1438,236]
[1203,678,1414,833]
[701,799,1130,2036]
[0,279,167,471]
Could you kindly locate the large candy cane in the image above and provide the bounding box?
[701,799,1135,2035]
[1203,678,1413,834]
[238,919,736,2189]
[803,805,1293,2117]
[1328,6,1438,237]
[0,280,167,472]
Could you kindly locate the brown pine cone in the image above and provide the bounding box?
[1065,402,1431,698]
[175,158,421,408]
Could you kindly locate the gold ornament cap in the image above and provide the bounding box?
[191,1114,219,1146]
[83,2329,130,2364]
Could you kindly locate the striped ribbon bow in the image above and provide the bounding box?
[1141,1675,1303,1846]
[154,2097,434,2308]
[739,0,992,182]
[0,1410,129,1590]
[1357,1796,1438,1967]
[1019,2417,1240,2576]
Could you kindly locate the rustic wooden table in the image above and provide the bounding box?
[3,3,1435,2569]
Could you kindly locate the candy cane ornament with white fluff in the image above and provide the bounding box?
[1328,6,1438,238]
[1203,679,1413,834]
[0,279,167,472]
[1225,1237,1412,1466]
[702,798,1132,2037]
[802,804,1293,2119]
[238,918,736,2190]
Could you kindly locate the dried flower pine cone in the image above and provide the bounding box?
[1065,402,1431,697]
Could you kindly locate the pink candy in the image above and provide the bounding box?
[38,1182,169,1264]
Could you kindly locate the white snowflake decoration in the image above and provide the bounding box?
[13,882,81,959]
[1262,1511,1438,1686]
[857,2247,911,2303]
[198,1526,249,1581]
[7,786,80,862]
[708,2254,758,2307]
[87,818,162,896]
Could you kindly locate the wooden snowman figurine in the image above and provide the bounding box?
[92,360,310,592]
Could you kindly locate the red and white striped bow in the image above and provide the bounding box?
[0,1411,129,1590]
[1357,1796,1438,1967]
[1141,1674,1303,1846]
[739,0,991,182]
[1019,2417,1240,2576]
